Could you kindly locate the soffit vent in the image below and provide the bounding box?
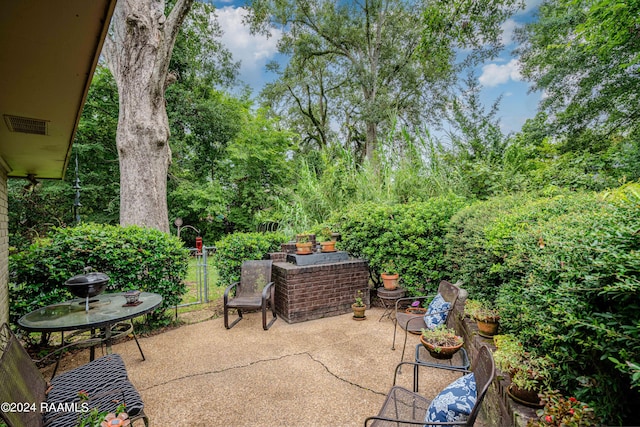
[4,115,48,135]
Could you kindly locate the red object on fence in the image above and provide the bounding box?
[195,237,203,253]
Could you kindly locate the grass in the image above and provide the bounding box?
[177,256,225,315]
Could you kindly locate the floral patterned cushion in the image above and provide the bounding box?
[423,293,451,329]
[425,373,476,425]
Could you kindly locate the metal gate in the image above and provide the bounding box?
[178,245,215,307]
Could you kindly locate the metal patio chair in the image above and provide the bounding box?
[365,344,495,426]
[224,260,277,330]
[392,280,460,362]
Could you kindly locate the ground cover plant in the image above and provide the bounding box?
[9,223,190,329]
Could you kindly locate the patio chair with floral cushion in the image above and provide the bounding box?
[365,344,495,426]
[392,280,460,362]
[224,259,277,330]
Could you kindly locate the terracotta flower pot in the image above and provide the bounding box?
[296,242,313,255]
[420,335,464,360]
[381,273,399,290]
[352,303,366,319]
[405,307,427,315]
[320,241,336,252]
[476,318,499,337]
[507,383,543,408]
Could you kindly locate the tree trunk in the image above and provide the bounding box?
[103,0,193,232]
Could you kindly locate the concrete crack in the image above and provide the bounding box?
[303,352,387,397]
[140,351,309,391]
[140,351,386,397]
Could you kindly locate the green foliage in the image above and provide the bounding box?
[449,185,640,422]
[517,0,640,140]
[333,196,467,295]
[9,223,189,328]
[212,231,287,286]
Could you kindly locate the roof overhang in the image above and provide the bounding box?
[0,0,117,180]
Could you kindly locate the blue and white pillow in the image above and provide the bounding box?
[424,373,476,425]
[424,293,451,329]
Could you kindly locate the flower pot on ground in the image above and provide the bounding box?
[464,299,500,337]
[352,290,366,320]
[419,325,464,360]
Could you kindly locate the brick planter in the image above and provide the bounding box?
[451,297,538,426]
[272,259,369,323]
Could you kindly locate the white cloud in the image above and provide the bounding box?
[216,6,282,87]
[501,19,519,46]
[478,59,522,87]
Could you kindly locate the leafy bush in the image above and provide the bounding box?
[448,185,640,422]
[333,196,467,295]
[9,223,190,328]
[212,231,287,286]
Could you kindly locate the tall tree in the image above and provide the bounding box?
[248,0,521,162]
[103,0,194,232]
[517,0,640,140]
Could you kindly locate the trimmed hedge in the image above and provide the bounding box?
[445,186,640,423]
[212,231,287,287]
[333,195,467,296]
[9,223,190,328]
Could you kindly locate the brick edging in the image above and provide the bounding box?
[452,297,539,427]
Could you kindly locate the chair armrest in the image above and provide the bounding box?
[392,361,470,387]
[262,281,275,300]
[224,282,239,302]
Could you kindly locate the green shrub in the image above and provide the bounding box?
[493,186,640,422]
[447,185,640,422]
[333,196,467,295]
[9,223,190,328]
[212,231,287,286]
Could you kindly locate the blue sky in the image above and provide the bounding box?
[211,0,543,135]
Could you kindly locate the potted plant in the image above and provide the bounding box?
[464,299,500,337]
[405,300,427,315]
[318,227,337,252]
[494,334,550,408]
[352,290,366,320]
[380,260,399,290]
[295,233,313,255]
[419,325,464,359]
[527,390,599,426]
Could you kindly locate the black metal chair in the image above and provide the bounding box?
[224,260,277,330]
[365,345,495,426]
[392,280,460,362]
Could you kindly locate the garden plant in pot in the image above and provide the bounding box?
[295,233,313,255]
[380,260,399,290]
[420,325,464,359]
[405,299,427,315]
[352,290,366,320]
[464,299,500,337]
[318,227,337,252]
[493,334,550,408]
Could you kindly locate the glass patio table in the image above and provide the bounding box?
[18,292,162,375]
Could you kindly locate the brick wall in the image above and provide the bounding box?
[451,297,537,426]
[0,167,8,326]
[272,259,369,323]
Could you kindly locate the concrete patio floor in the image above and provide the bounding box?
[45,307,472,426]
